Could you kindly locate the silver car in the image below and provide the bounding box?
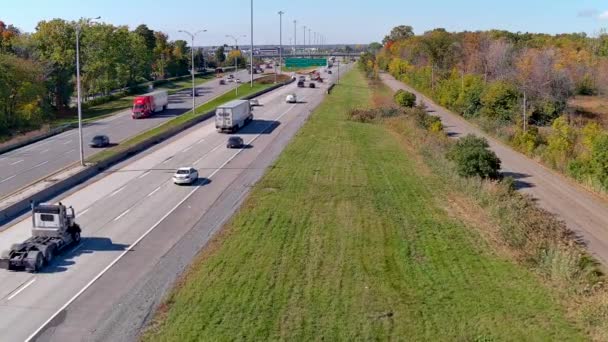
[173,167,199,185]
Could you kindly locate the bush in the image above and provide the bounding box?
[545,116,575,169]
[480,80,519,122]
[394,89,416,108]
[447,134,502,179]
[511,126,543,154]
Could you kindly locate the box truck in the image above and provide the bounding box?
[215,100,253,133]
[132,90,169,119]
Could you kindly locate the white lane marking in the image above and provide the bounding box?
[113,208,131,222]
[194,144,223,166]
[78,208,90,217]
[63,149,76,156]
[181,146,192,153]
[63,140,73,145]
[26,80,308,342]
[33,161,49,168]
[196,138,205,144]
[40,149,50,154]
[7,278,37,301]
[10,159,24,166]
[146,186,162,198]
[137,171,151,179]
[109,187,124,198]
[0,174,17,184]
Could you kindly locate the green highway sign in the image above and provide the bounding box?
[285,58,327,68]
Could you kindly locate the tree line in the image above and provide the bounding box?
[0,19,233,138]
[362,25,608,192]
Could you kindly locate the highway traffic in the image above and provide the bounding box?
[0,66,349,341]
[0,70,252,200]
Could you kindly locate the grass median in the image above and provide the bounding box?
[87,80,276,164]
[141,69,585,340]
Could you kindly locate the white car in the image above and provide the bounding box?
[173,167,199,185]
[249,99,260,106]
[286,94,297,103]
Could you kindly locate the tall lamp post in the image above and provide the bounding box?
[226,34,246,95]
[250,0,254,87]
[178,29,207,114]
[75,16,100,167]
[293,20,297,54]
[277,11,284,83]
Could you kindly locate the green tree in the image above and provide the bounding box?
[480,81,519,122]
[382,25,414,45]
[545,116,575,168]
[447,134,502,179]
[368,42,382,54]
[134,24,156,52]
[215,45,226,64]
[32,19,76,111]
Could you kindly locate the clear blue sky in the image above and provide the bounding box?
[3,0,608,46]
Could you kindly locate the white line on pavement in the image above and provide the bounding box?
[108,187,124,198]
[194,144,223,166]
[113,208,131,222]
[137,171,151,179]
[146,186,162,198]
[181,146,192,153]
[78,208,90,217]
[7,278,36,301]
[63,149,76,156]
[63,140,73,145]
[0,174,17,184]
[40,149,50,154]
[33,161,49,168]
[10,160,23,166]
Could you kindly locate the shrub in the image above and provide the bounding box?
[589,134,608,190]
[348,108,377,123]
[480,80,519,122]
[545,116,575,169]
[394,89,416,108]
[447,134,502,179]
[511,126,543,154]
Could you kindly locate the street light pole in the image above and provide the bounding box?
[179,29,207,114]
[293,20,297,54]
[75,16,100,167]
[277,11,284,84]
[250,0,254,87]
[303,26,306,51]
[226,34,245,96]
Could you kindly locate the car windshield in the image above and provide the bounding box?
[133,104,144,111]
[176,169,190,175]
[93,136,104,141]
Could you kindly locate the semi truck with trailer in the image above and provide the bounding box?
[215,100,253,133]
[132,90,169,119]
[0,203,82,272]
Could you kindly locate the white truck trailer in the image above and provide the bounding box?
[215,100,253,133]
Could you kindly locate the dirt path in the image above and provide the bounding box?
[381,72,608,266]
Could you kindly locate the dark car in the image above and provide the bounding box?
[187,88,203,97]
[297,80,305,88]
[227,136,244,149]
[89,135,110,148]
[309,82,316,88]
[328,70,333,74]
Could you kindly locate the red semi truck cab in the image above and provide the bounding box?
[132,90,169,119]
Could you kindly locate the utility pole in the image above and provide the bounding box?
[293,20,297,54]
[179,29,207,114]
[75,16,100,167]
[303,25,306,51]
[308,28,311,46]
[277,11,284,84]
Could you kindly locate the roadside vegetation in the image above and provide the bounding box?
[0,18,239,143]
[361,25,608,194]
[142,69,602,341]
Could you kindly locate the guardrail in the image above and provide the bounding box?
[0,78,294,225]
[0,123,77,156]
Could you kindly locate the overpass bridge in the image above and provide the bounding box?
[253,52,360,58]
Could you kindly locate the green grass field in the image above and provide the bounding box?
[142,69,585,341]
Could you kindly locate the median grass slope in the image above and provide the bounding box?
[142,70,584,341]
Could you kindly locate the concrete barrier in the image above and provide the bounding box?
[0,79,294,225]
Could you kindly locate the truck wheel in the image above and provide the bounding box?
[72,231,81,244]
[44,243,56,263]
[26,251,44,273]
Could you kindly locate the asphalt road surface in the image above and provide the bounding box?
[0,66,348,341]
[0,70,252,200]
[381,72,608,265]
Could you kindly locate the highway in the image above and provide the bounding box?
[0,66,348,341]
[0,70,252,200]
